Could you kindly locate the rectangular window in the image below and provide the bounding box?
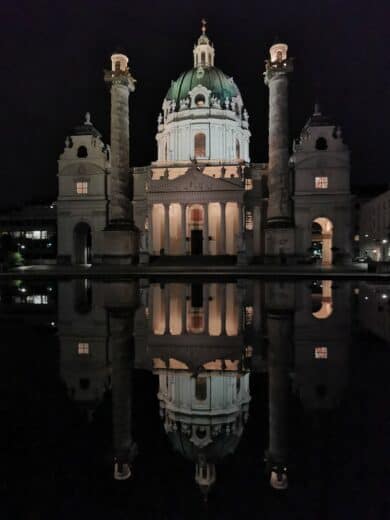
[315,177,328,189]
[76,181,89,194]
[77,342,90,355]
[314,346,328,359]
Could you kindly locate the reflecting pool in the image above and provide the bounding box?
[1,279,389,518]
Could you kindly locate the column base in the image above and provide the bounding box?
[102,225,138,264]
[264,227,295,262]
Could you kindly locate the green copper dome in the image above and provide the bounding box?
[166,66,241,105]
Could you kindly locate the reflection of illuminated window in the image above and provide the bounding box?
[315,177,328,189]
[26,294,48,304]
[314,346,328,359]
[190,311,204,332]
[76,181,88,194]
[195,377,207,401]
[245,306,253,326]
[78,342,90,355]
[245,211,253,230]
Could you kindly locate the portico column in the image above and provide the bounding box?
[203,203,209,255]
[148,204,153,255]
[220,202,226,255]
[164,203,170,254]
[181,204,187,255]
[238,203,244,253]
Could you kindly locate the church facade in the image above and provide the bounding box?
[57,23,352,265]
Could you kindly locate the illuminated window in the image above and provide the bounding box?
[314,346,328,359]
[191,208,202,223]
[315,177,328,189]
[194,133,206,158]
[25,230,48,240]
[76,181,88,194]
[77,342,90,355]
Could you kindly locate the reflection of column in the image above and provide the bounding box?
[182,284,187,334]
[110,310,136,480]
[164,284,170,335]
[181,204,186,255]
[220,284,226,335]
[203,284,209,334]
[203,203,209,255]
[220,202,226,255]
[164,204,170,254]
[266,310,292,490]
[238,203,244,240]
[148,204,153,254]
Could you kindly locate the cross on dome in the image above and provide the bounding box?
[201,18,207,35]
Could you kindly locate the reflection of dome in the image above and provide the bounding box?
[158,370,250,496]
[166,67,241,107]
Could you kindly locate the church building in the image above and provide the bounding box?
[56,22,352,265]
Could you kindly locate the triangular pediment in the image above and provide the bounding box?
[149,165,243,193]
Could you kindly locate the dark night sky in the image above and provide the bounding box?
[2,0,389,207]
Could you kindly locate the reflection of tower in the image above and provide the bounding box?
[58,279,139,478]
[294,280,350,411]
[264,41,295,259]
[265,282,294,489]
[109,307,137,480]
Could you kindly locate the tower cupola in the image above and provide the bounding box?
[193,19,215,68]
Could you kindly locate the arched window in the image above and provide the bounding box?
[195,377,207,401]
[194,132,206,158]
[77,145,88,158]
[195,94,206,107]
[315,137,328,150]
[236,139,241,159]
[201,52,206,65]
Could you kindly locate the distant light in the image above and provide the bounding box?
[364,234,369,238]
[381,294,388,299]
[354,288,360,295]
[50,321,56,327]
[364,296,369,300]
[382,239,388,244]
[20,245,26,249]
[19,287,27,293]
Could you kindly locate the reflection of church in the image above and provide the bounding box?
[55,277,352,496]
[56,21,352,265]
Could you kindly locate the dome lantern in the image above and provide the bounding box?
[193,19,215,68]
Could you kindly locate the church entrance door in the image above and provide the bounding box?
[191,230,203,255]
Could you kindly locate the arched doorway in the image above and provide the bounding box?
[187,204,204,255]
[311,217,333,265]
[74,222,92,264]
